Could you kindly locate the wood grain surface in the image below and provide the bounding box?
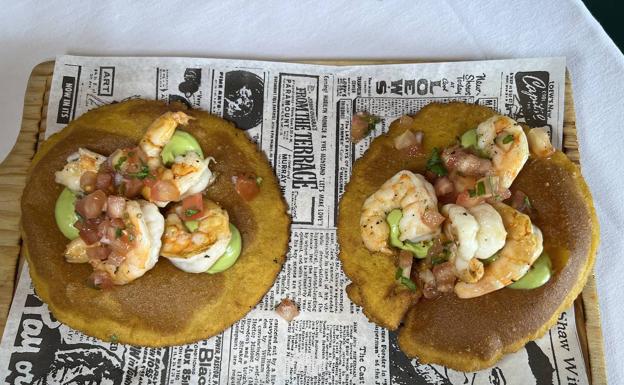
[0,60,606,384]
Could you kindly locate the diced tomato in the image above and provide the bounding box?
[422,209,445,228]
[275,298,300,322]
[182,193,204,220]
[142,174,157,188]
[109,233,133,254]
[89,270,113,289]
[75,190,107,219]
[233,174,260,201]
[434,176,454,197]
[351,114,371,143]
[121,177,144,198]
[95,172,114,192]
[75,218,103,245]
[432,262,456,293]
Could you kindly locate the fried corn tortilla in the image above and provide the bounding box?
[21,100,290,346]
[338,102,599,371]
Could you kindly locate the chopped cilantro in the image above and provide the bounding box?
[426,148,448,176]
[185,209,199,217]
[115,228,122,238]
[127,164,150,179]
[502,134,514,144]
[114,156,127,171]
[110,334,118,343]
[256,176,263,186]
[395,267,403,280]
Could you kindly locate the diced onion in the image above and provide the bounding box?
[394,129,423,152]
[106,196,126,218]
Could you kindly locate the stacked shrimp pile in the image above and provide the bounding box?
[360,115,555,299]
[55,111,248,287]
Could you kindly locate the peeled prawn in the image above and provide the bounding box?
[89,200,164,285]
[55,148,106,192]
[139,111,194,169]
[161,198,232,273]
[454,202,543,298]
[469,203,507,260]
[442,204,483,283]
[476,115,529,189]
[138,111,215,206]
[360,170,441,254]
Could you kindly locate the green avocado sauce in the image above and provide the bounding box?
[206,224,243,274]
[55,188,80,240]
[508,252,552,289]
[161,130,204,166]
[386,209,431,258]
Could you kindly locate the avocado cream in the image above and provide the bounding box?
[54,188,80,240]
[161,130,204,165]
[207,224,242,274]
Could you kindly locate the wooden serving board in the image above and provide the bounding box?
[0,60,607,384]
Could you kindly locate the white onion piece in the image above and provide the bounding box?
[394,129,423,151]
[107,196,126,218]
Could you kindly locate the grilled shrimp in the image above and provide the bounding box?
[160,198,232,273]
[55,148,107,192]
[138,111,215,206]
[454,202,543,298]
[476,115,529,189]
[139,111,194,169]
[65,200,165,286]
[469,203,507,260]
[92,201,164,285]
[143,152,214,207]
[360,170,441,254]
[442,204,483,283]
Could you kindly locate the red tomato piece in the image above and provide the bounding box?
[182,193,204,219]
[233,174,260,201]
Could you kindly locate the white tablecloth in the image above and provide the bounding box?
[1,0,621,382]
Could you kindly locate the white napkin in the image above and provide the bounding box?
[0,0,622,382]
